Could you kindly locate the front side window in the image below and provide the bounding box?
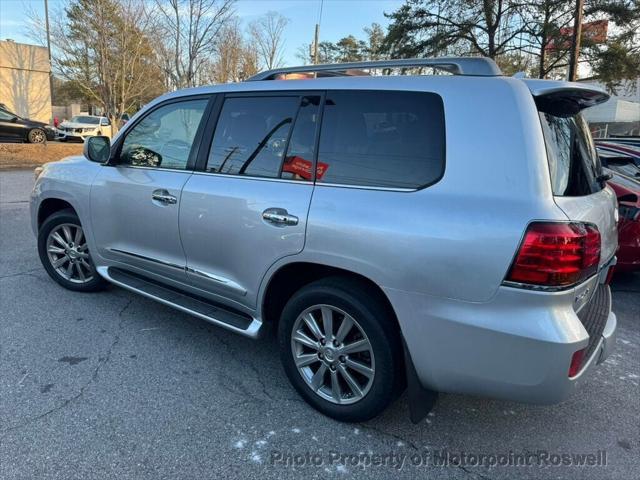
[120,98,208,170]
[207,96,305,178]
[539,111,603,196]
[317,90,445,189]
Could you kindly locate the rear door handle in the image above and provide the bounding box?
[262,208,298,226]
[152,189,177,205]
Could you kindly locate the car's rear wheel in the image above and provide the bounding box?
[28,128,46,144]
[38,210,107,292]
[278,277,403,422]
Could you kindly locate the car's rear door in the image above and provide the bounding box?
[90,95,212,282]
[179,92,322,308]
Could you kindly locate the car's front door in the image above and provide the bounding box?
[90,96,211,282]
[180,93,322,307]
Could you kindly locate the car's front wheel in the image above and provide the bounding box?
[28,128,46,144]
[278,277,403,422]
[38,209,107,292]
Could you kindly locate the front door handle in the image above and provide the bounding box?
[262,208,298,226]
[152,189,177,205]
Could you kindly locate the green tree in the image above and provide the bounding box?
[335,35,367,62]
[383,0,527,59]
[364,23,387,60]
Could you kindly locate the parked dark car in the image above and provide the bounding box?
[0,107,56,143]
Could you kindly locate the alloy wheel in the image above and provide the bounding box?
[46,223,94,283]
[291,304,375,405]
[30,129,46,143]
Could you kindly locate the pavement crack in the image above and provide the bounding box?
[0,298,133,437]
[211,333,275,402]
[0,268,42,280]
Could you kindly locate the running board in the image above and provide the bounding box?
[97,267,262,338]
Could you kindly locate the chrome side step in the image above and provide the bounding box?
[97,266,262,338]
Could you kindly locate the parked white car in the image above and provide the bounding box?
[57,115,111,142]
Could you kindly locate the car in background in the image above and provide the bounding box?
[599,150,640,180]
[598,137,640,148]
[0,107,56,143]
[595,139,640,167]
[607,172,640,273]
[57,115,112,142]
[120,113,130,127]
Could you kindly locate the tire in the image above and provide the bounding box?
[38,209,107,292]
[28,128,46,144]
[278,276,404,422]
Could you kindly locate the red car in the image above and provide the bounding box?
[607,171,640,273]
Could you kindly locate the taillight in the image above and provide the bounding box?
[504,222,600,288]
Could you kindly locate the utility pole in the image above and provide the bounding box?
[313,23,320,64]
[312,0,323,65]
[568,0,584,81]
[44,0,54,113]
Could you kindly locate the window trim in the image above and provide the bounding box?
[194,88,447,191]
[108,94,216,172]
[195,90,324,183]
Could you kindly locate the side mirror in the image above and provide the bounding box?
[83,136,111,164]
[11,116,18,123]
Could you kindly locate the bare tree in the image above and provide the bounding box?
[201,18,258,83]
[248,11,289,70]
[154,0,236,89]
[28,0,164,132]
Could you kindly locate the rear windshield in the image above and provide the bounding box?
[538,110,604,196]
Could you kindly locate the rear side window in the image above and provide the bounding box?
[539,111,604,196]
[317,91,445,189]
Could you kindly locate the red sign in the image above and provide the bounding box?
[545,20,608,51]
[282,156,329,181]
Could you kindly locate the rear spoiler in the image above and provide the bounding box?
[522,79,609,116]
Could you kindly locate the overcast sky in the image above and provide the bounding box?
[0,0,404,66]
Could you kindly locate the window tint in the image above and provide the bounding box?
[207,96,300,178]
[317,91,445,188]
[0,110,14,121]
[120,99,208,170]
[539,111,604,196]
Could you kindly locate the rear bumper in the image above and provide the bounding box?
[384,276,616,405]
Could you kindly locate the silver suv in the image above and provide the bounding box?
[30,58,618,422]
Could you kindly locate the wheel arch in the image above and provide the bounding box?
[260,261,401,333]
[37,198,77,229]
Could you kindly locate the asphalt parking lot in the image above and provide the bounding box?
[1,169,638,480]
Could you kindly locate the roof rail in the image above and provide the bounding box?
[247,57,502,81]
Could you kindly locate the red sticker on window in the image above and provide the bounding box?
[282,156,329,180]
